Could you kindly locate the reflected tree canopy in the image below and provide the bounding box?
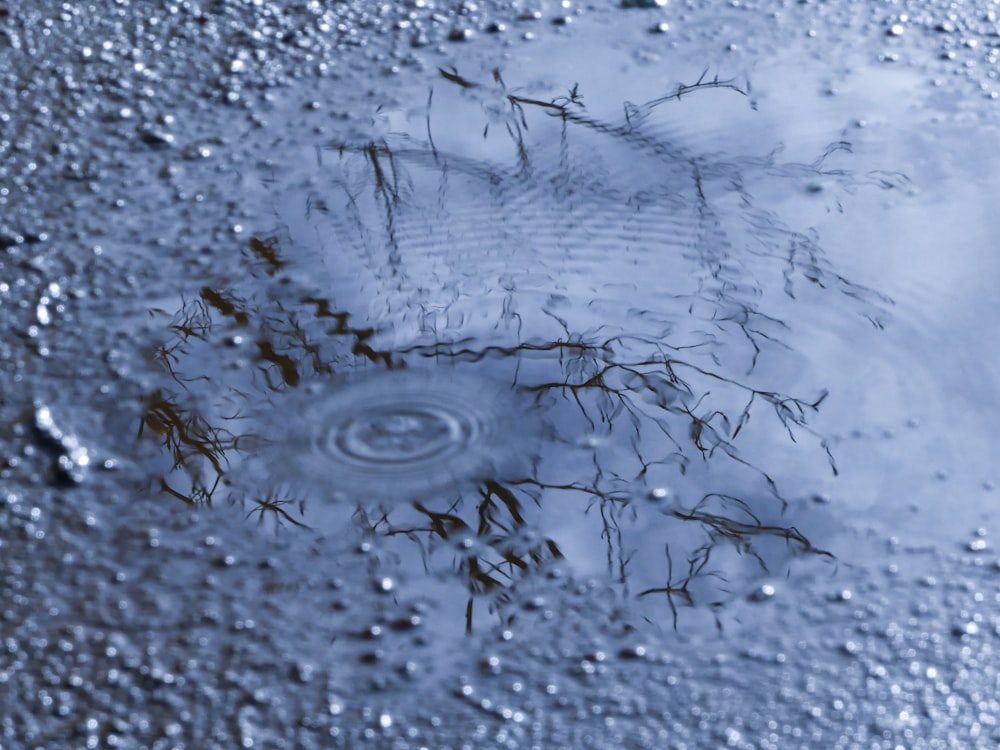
[139,69,904,631]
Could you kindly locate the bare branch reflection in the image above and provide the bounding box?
[138,70,900,630]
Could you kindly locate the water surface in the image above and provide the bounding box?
[141,64,909,634]
[4,1,1000,747]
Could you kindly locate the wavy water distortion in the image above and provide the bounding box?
[140,70,902,627]
[291,70,896,359]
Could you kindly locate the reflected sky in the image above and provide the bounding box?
[4,2,1000,745]
[137,68,908,632]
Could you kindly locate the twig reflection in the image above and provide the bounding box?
[138,69,899,630]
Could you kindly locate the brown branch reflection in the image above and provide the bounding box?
[137,69,901,631]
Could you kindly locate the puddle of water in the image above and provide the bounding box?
[138,58,915,635]
[7,1,1000,746]
[0,2,1000,747]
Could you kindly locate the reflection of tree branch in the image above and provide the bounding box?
[247,494,312,529]
[427,68,895,326]
[243,234,288,276]
[166,296,213,342]
[674,504,832,559]
[139,69,895,629]
[599,497,631,590]
[139,391,235,478]
[638,545,695,630]
[373,481,565,633]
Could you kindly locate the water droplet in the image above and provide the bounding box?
[618,644,649,659]
[290,661,314,683]
[480,655,502,674]
[953,621,979,637]
[749,583,776,601]
[137,124,174,148]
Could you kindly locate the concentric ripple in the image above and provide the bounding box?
[260,369,538,503]
[329,404,474,467]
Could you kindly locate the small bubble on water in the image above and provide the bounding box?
[953,621,979,637]
[481,655,502,674]
[290,661,314,683]
[524,595,546,610]
[750,583,776,601]
[618,644,649,660]
[390,614,421,631]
